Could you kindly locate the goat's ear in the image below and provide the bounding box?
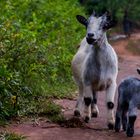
[102,11,117,30]
[103,19,117,30]
[76,15,88,27]
[137,68,140,75]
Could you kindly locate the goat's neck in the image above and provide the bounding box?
[90,33,109,59]
[97,33,109,48]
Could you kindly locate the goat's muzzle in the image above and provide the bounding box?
[86,37,96,45]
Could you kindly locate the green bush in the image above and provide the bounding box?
[0,0,85,121]
[0,131,26,140]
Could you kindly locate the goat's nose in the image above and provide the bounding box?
[87,33,94,38]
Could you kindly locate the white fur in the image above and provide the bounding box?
[72,14,118,127]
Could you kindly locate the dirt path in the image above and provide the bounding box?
[2,33,140,140]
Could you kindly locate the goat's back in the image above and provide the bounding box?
[118,77,140,103]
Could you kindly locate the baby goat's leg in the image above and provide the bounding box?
[91,91,99,117]
[115,103,128,132]
[74,85,83,116]
[106,81,117,129]
[83,85,93,123]
[115,105,122,132]
[126,101,137,137]
[122,104,128,131]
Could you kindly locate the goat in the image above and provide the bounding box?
[71,11,118,129]
[115,69,140,137]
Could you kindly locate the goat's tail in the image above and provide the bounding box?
[137,68,140,75]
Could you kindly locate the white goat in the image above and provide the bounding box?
[71,12,118,129]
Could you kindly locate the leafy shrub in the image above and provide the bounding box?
[0,131,26,140]
[0,0,85,121]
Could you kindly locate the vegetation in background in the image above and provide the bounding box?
[80,0,140,20]
[79,0,140,31]
[0,0,140,124]
[0,131,26,140]
[0,0,85,122]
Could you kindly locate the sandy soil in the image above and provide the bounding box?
[2,33,140,140]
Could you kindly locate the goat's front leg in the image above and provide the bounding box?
[83,85,92,123]
[106,81,116,130]
[74,85,83,117]
[91,91,99,117]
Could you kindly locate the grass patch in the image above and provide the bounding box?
[20,98,66,124]
[0,119,8,127]
[0,131,26,140]
[38,100,65,123]
[126,39,140,55]
[45,81,77,99]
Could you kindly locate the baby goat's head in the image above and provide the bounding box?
[76,11,116,45]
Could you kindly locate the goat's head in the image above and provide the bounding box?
[76,11,116,45]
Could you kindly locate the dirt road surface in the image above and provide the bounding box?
[2,33,140,140]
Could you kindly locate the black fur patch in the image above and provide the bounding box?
[92,112,98,118]
[126,116,136,137]
[93,98,97,104]
[74,110,80,117]
[107,102,114,109]
[85,116,90,123]
[84,97,92,106]
[115,115,121,132]
[108,123,114,130]
[92,91,97,104]
[76,15,88,27]
[122,111,127,131]
[129,116,136,125]
[122,101,129,110]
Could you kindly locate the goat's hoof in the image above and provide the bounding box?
[108,123,114,130]
[115,125,120,132]
[84,116,90,123]
[74,110,80,117]
[123,125,126,131]
[92,112,98,118]
[115,123,120,132]
[126,127,134,137]
[115,128,120,132]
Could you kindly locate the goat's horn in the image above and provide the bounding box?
[92,10,96,16]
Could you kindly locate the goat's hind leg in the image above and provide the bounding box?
[115,102,128,132]
[126,101,137,137]
[91,91,99,118]
[74,85,83,117]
